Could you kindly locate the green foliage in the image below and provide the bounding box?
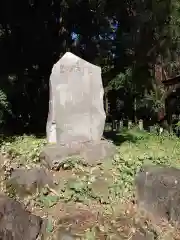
[46,219,54,233]
[0,129,180,239]
[61,157,86,170]
[83,228,96,240]
[0,135,46,163]
[107,128,180,200]
[143,79,166,112]
[35,128,180,205]
[65,178,92,202]
[38,193,60,208]
[1,129,180,206]
[0,0,180,130]
[0,89,12,126]
[109,68,133,91]
[60,175,96,203]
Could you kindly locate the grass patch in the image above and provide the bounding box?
[1,128,180,239]
[58,128,180,204]
[1,129,180,202]
[0,135,46,164]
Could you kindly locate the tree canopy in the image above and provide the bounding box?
[0,0,180,134]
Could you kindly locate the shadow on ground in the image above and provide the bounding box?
[103,130,137,146]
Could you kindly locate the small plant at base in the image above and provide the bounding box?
[37,191,60,208]
[83,227,96,240]
[61,157,86,170]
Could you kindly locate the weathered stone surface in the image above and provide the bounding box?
[40,140,116,170]
[131,229,156,240]
[8,168,54,195]
[135,165,180,223]
[0,194,42,240]
[51,229,77,240]
[46,52,106,144]
[40,144,82,170]
[81,140,116,165]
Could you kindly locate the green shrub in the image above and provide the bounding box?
[0,135,46,163]
[0,89,12,127]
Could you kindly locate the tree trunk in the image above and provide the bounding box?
[104,93,109,116]
[134,96,137,124]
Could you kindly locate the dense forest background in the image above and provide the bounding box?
[1,0,180,135]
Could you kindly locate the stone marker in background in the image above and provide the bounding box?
[41,52,116,169]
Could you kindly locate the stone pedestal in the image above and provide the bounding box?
[40,140,116,170]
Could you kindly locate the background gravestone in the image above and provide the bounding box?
[46,52,106,144]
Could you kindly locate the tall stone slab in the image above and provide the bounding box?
[46,52,106,144]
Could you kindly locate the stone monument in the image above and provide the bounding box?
[41,52,115,169]
[46,52,105,144]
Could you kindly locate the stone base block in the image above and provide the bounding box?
[40,140,116,170]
